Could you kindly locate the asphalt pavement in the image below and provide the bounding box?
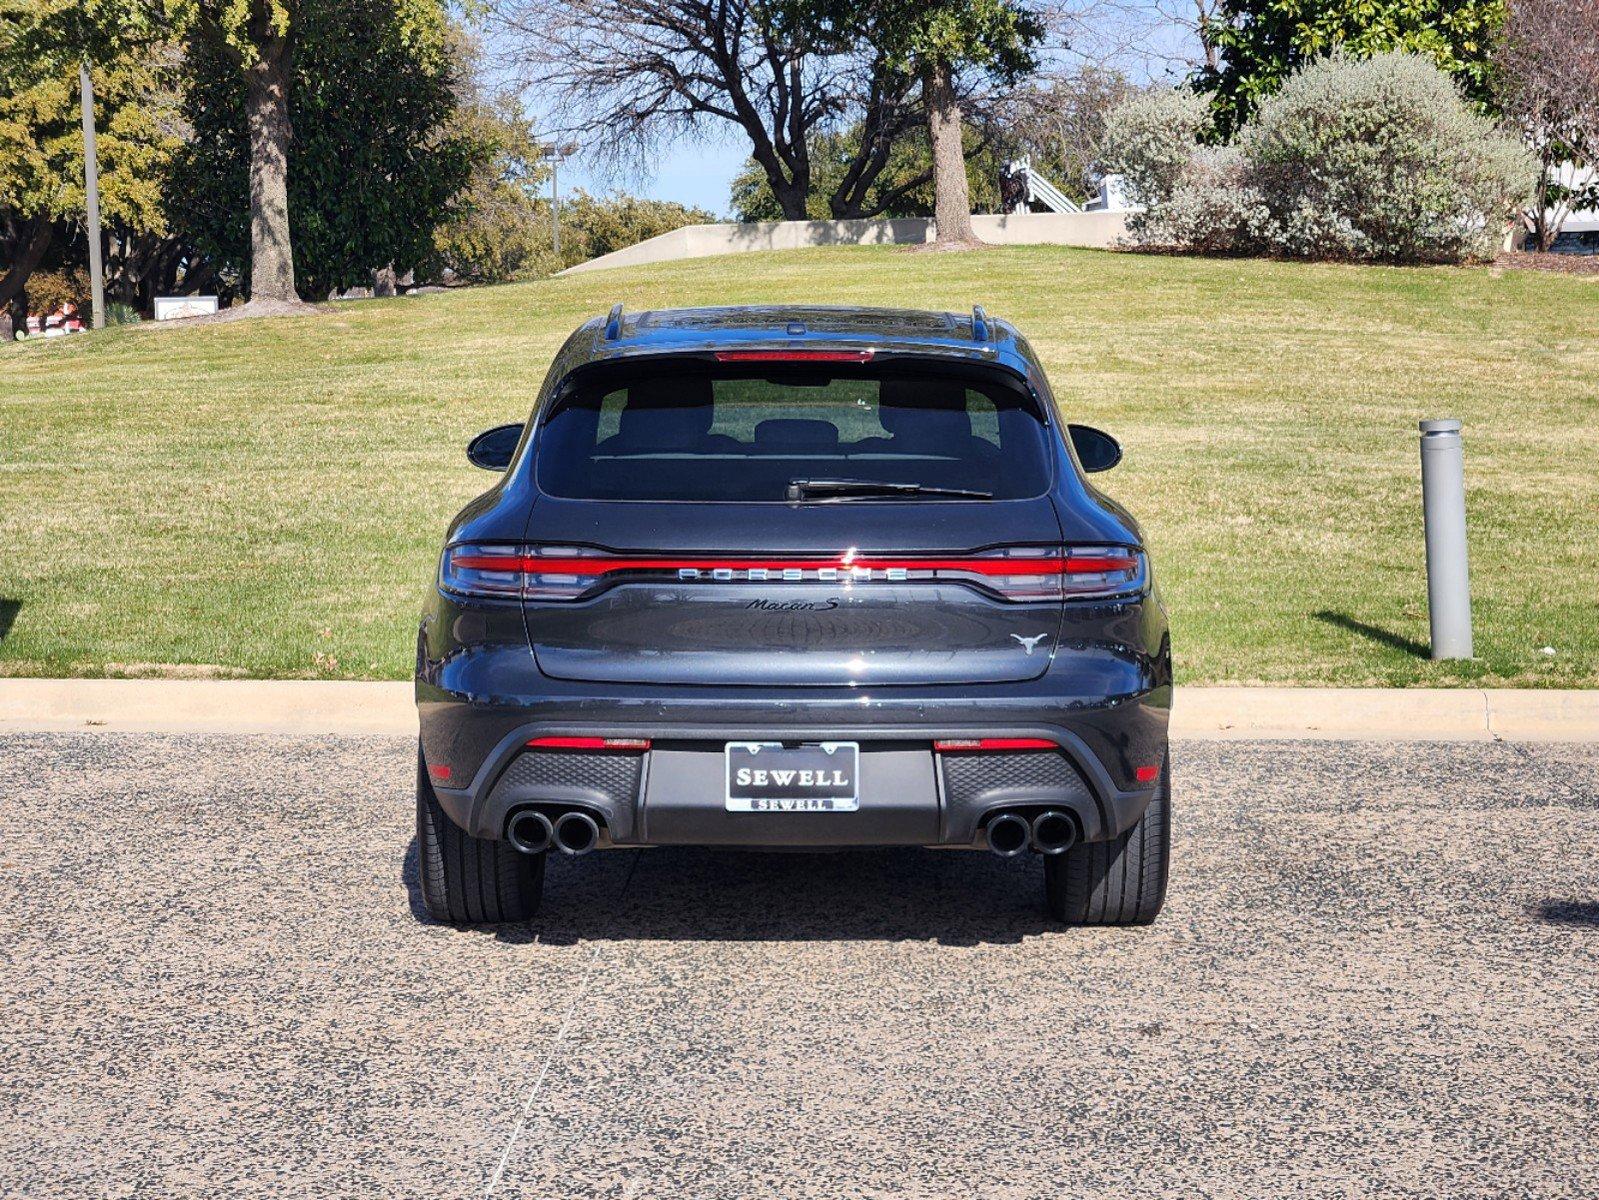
[1,734,1595,1198]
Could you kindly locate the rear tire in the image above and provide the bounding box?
[1044,753,1170,925]
[416,745,544,923]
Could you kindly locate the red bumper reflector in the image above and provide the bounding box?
[526,736,652,752]
[1135,765,1160,783]
[426,763,452,782]
[713,349,874,363]
[934,738,1058,753]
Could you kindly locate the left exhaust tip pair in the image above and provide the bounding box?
[507,808,600,856]
[986,810,1077,858]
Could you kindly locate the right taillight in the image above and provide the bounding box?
[1054,547,1147,600]
[915,546,1145,602]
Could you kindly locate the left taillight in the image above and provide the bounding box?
[440,544,612,600]
[440,543,523,597]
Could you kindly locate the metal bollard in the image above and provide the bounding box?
[1419,419,1473,660]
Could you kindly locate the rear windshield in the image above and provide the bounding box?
[535,363,1051,502]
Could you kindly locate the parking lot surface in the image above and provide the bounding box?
[2,734,1595,1198]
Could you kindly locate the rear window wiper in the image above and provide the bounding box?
[785,478,993,502]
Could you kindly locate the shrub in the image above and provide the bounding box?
[427,190,716,283]
[1100,87,1213,210]
[1244,52,1533,262]
[430,180,558,284]
[26,269,91,316]
[560,193,716,263]
[1103,54,1534,263]
[1138,145,1270,254]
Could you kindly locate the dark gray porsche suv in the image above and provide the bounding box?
[416,304,1171,925]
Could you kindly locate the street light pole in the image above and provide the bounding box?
[536,140,579,259]
[80,61,106,330]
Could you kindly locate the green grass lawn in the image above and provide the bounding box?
[3,245,1596,686]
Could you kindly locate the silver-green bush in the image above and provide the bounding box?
[1103,53,1534,263]
[1244,53,1532,262]
[1100,87,1213,210]
[1136,145,1270,254]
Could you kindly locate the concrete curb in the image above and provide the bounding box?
[0,680,415,736]
[1,680,1596,741]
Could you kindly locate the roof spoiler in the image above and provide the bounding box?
[971,305,989,342]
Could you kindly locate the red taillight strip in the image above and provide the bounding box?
[713,349,874,363]
[527,736,652,751]
[934,738,1059,752]
[453,553,1137,577]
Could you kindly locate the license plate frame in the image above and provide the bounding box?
[724,741,860,812]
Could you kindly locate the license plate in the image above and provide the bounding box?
[724,742,859,812]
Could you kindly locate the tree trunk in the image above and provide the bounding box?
[0,217,53,317]
[923,60,980,248]
[772,182,810,221]
[244,45,298,302]
[1196,1,1219,72]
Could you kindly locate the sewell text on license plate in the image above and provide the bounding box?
[724,742,860,812]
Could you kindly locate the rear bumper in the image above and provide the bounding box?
[419,672,1170,850]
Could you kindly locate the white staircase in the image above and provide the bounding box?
[1007,157,1082,215]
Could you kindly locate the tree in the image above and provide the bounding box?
[1495,0,1599,250]
[30,0,309,305]
[0,2,180,330]
[1197,0,1507,135]
[141,0,304,304]
[172,0,481,298]
[1053,1,1224,79]
[729,121,1005,220]
[488,0,941,221]
[68,0,452,306]
[1165,0,1223,73]
[426,79,553,285]
[833,0,1044,247]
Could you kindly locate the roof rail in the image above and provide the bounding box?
[971,304,989,342]
[603,302,624,341]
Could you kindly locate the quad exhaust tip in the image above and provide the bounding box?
[985,812,1032,858]
[553,810,601,856]
[506,809,554,855]
[1030,810,1077,855]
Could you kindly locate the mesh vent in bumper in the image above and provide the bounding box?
[492,749,643,799]
[941,751,1094,811]
[484,749,645,841]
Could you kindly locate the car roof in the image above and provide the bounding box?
[574,304,1022,366]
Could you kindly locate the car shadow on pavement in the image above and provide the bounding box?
[1536,899,1599,928]
[402,838,1056,944]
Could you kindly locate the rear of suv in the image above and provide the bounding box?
[415,305,1171,925]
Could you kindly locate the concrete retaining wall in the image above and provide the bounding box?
[561,211,1131,275]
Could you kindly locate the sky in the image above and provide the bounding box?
[556,137,751,219]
